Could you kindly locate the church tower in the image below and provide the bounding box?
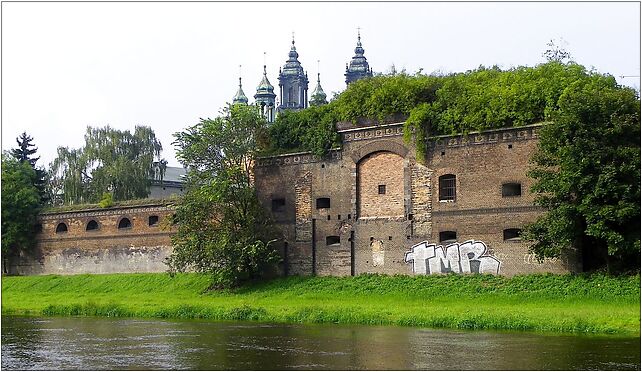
[309,72,328,107]
[254,64,276,122]
[232,72,249,105]
[278,37,309,112]
[345,29,373,86]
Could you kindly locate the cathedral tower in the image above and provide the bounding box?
[254,64,276,122]
[278,37,309,112]
[345,29,373,86]
[309,72,328,107]
[232,73,249,105]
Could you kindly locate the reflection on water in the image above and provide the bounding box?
[1,316,640,370]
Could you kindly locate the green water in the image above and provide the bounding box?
[1,316,639,370]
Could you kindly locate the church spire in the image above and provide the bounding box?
[232,65,248,105]
[310,60,327,107]
[255,54,277,122]
[345,27,373,86]
[278,33,309,112]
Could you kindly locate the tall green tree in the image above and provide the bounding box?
[1,154,42,273]
[11,132,48,204]
[167,104,278,287]
[524,76,640,272]
[50,125,164,204]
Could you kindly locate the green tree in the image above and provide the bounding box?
[524,76,640,272]
[11,132,48,204]
[50,125,164,204]
[1,154,42,273]
[167,105,279,287]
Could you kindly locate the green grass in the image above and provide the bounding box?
[2,273,639,336]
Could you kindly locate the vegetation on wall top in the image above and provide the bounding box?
[266,62,626,159]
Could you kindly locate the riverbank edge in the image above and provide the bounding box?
[2,273,640,337]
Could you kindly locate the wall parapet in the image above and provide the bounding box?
[256,149,342,168]
[428,123,544,149]
[39,204,175,221]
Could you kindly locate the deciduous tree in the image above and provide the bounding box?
[524,76,640,272]
[167,105,278,287]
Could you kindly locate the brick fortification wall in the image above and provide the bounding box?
[11,203,176,275]
[18,122,579,277]
[255,122,579,277]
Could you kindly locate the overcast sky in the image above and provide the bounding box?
[2,2,640,168]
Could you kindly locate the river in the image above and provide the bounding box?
[1,316,639,370]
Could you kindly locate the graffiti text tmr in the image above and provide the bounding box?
[404,240,501,275]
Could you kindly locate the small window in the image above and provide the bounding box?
[503,228,522,241]
[439,231,457,243]
[439,174,456,201]
[118,218,132,230]
[338,215,341,220]
[148,215,159,226]
[86,220,99,231]
[316,197,331,209]
[326,236,340,245]
[378,185,386,194]
[55,223,68,234]
[271,198,286,212]
[502,183,522,197]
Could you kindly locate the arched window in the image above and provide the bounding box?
[439,231,457,243]
[503,228,522,241]
[86,220,99,231]
[439,174,456,201]
[118,218,132,230]
[55,223,68,234]
[502,183,522,197]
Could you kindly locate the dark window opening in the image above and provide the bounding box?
[321,164,325,168]
[441,151,445,156]
[316,197,330,209]
[502,183,522,197]
[271,198,286,212]
[338,215,341,220]
[378,184,386,194]
[388,236,393,241]
[86,220,99,231]
[326,236,340,245]
[439,231,457,243]
[149,215,159,226]
[327,215,331,220]
[408,214,414,220]
[118,218,132,229]
[55,223,68,234]
[508,144,513,149]
[439,174,456,201]
[503,228,522,241]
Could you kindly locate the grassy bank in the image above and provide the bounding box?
[2,273,639,336]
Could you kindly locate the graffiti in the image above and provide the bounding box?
[523,253,559,265]
[370,237,385,267]
[404,240,501,275]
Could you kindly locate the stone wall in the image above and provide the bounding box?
[11,203,176,275]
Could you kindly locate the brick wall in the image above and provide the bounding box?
[357,152,405,218]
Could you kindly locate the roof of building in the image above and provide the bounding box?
[233,77,249,104]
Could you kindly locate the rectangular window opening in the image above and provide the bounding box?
[272,198,286,212]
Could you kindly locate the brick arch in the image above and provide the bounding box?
[350,140,409,164]
[356,151,405,218]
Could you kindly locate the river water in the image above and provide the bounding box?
[1,316,639,370]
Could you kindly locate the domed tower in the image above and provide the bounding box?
[278,37,309,112]
[254,64,276,122]
[345,29,373,86]
[309,72,328,107]
[232,72,248,105]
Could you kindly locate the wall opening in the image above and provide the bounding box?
[148,215,159,226]
[271,198,286,212]
[316,197,331,209]
[86,220,99,231]
[118,218,132,229]
[503,228,522,241]
[378,184,386,194]
[439,174,456,201]
[439,231,457,243]
[55,223,68,234]
[326,236,340,245]
[502,183,522,197]
[357,151,404,218]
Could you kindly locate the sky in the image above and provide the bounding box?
[2,2,640,168]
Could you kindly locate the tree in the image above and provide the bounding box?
[167,105,279,287]
[543,38,572,63]
[1,154,42,273]
[50,125,164,204]
[524,75,640,272]
[11,132,48,204]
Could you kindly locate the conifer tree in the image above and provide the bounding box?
[11,132,48,204]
